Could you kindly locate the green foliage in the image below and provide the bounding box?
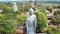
[15,10,21,15]
[0,7,16,34]
[3,7,13,14]
[47,26,60,34]
[46,6,52,12]
[52,14,60,25]
[39,7,46,15]
[34,12,48,33]
[52,10,60,25]
[16,14,26,24]
[54,10,60,15]
[24,7,29,12]
[47,28,53,34]
[0,14,15,34]
[2,7,17,17]
[6,2,13,7]
[2,7,21,15]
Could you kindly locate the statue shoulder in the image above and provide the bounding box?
[33,14,36,18]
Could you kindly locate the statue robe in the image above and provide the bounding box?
[26,14,37,34]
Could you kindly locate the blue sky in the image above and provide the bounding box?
[0,0,60,1]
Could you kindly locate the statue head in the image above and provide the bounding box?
[29,8,34,15]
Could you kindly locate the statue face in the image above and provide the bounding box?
[29,8,34,15]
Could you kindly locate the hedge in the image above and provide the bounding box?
[34,12,48,33]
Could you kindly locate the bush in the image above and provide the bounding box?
[0,7,17,34]
[47,26,60,34]
[34,12,48,33]
[0,14,15,34]
[3,7,13,14]
[2,7,17,18]
[39,7,46,15]
[16,10,20,14]
[52,14,60,25]
[16,14,26,24]
[47,28,54,34]
[47,25,57,34]
[24,7,29,12]
[54,10,60,15]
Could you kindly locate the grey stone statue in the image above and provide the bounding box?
[26,8,37,34]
